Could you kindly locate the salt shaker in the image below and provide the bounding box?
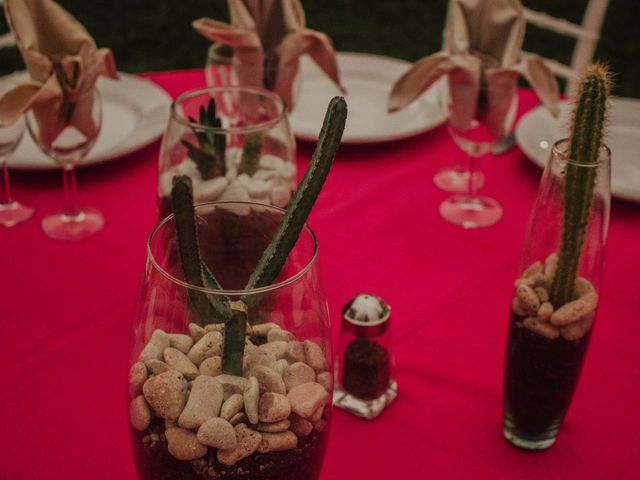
[333,293,397,419]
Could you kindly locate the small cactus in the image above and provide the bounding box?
[550,64,612,308]
[181,98,226,180]
[238,131,263,176]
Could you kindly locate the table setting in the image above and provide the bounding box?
[1,0,639,479]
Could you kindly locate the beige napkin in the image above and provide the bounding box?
[388,0,559,138]
[0,0,117,142]
[193,0,345,109]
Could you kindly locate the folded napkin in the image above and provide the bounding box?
[0,0,117,142]
[388,0,559,138]
[193,0,345,109]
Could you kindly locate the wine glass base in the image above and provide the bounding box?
[439,194,503,229]
[433,166,485,193]
[41,207,105,240]
[0,201,35,227]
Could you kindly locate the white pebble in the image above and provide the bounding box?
[197,417,237,452]
[178,376,224,429]
[247,178,271,197]
[165,427,207,461]
[139,329,170,363]
[270,186,291,207]
[193,176,229,203]
[260,155,284,170]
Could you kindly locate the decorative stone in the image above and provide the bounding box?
[215,375,248,399]
[287,382,328,419]
[286,341,306,363]
[304,340,327,372]
[257,419,291,433]
[283,362,316,392]
[279,162,296,181]
[220,394,244,421]
[275,359,289,376]
[516,284,540,315]
[550,292,598,326]
[534,286,550,303]
[316,372,332,392]
[199,356,222,377]
[258,392,291,423]
[229,412,248,426]
[247,178,270,197]
[260,155,284,170]
[244,376,260,424]
[164,348,199,380]
[130,395,151,431]
[165,427,207,461]
[289,414,313,437]
[217,424,261,466]
[268,329,295,343]
[537,302,554,322]
[194,176,229,203]
[574,276,595,297]
[250,322,280,337]
[259,341,288,359]
[257,431,298,453]
[197,417,237,452]
[271,186,290,208]
[544,252,559,281]
[167,334,194,354]
[246,348,277,371]
[204,323,225,333]
[251,365,286,395]
[139,329,170,362]
[511,297,528,316]
[142,370,189,422]
[523,317,560,340]
[561,312,595,341]
[188,323,205,342]
[129,362,147,398]
[309,406,323,424]
[178,376,223,429]
[188,331,223,366]
[145,359,170,375]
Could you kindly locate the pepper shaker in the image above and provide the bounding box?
[333,293,397,419]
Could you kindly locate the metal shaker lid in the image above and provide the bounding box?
[342,293,391,327]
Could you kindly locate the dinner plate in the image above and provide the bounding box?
[290,52,446,144]
[516,97,640,203]
[4,72,172,170]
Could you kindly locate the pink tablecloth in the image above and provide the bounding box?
[1,70,639,480]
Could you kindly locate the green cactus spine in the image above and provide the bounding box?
[550,64,611,308]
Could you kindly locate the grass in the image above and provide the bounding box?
[0,0,637,97]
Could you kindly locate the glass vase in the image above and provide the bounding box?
[129,201,333,480]
[157,86,297,220]
[502,139,611,450]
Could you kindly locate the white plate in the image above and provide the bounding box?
[516,97,640,202]
[5,72,172,170]
[290,52,446,144]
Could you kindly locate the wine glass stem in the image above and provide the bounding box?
[62,163,80,217]
[467,154,478,198]
[1,159,13,204]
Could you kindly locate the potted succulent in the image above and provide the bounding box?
[130,97,346,479]
[503,64,612,449]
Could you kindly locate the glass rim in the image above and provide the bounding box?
[170,86,287,134]
[552,138,611,168]
[207,42,233,62]
[147,200,319,296]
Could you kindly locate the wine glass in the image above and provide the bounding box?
[25,89,103,240]
[439,88,518,228]
[157,86,296,220]
[129,201,333,479]
[0,116,34,227]
[205,42,302,110]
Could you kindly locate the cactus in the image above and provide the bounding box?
[238,131,263,176]
[171,97,347,375]
[181,98,226,180]
[550,64,612,308]
[244,96,347,292]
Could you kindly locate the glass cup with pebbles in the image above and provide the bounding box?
[128,201,333,480]
[157,86,297,220]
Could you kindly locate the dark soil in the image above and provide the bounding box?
[130,418,329,480]
[503,311,592,439]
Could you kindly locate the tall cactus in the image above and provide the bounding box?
[550,64,612,308]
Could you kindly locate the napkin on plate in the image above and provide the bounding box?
[193,0,345,109]
[388,0,559,138]
[0,0,117,142]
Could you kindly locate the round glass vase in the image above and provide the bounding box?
[157,86,297,220]
[129,201,333,480]
[502,139,611,450]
